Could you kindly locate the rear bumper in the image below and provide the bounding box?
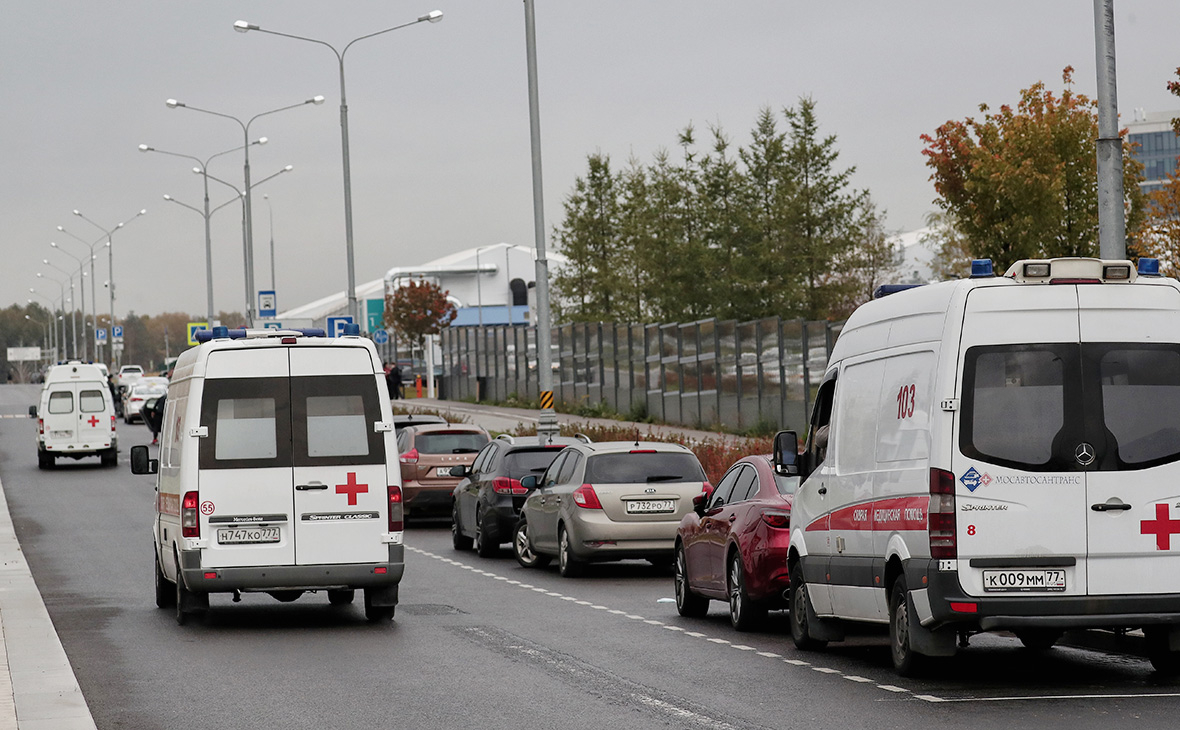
[565,515,679,562]
[180,546,404,594]
[918,560,1180,630]
[403,481,457,516]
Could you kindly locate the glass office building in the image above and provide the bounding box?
[1126,110,1180,195]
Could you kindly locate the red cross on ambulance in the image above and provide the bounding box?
[87,415,100,427]
[336,472,369,506]
[1141,503,1180,550]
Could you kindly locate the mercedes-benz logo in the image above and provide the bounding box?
[1075,443,1095,466]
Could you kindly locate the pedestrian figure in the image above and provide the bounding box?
[386,362,403,400]
[143,393,166,445]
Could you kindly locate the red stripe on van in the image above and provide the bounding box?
[823,497,929,532]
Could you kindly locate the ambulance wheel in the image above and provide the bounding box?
[328,589,355,605]
[889,576,925,677]
[363,591,395,622]
[174,552,206,626]
[451,504,473,551]
[475,510,497,558]
[1016,629,1062,651]
[154,550,175,609]
[789,561,826,651]
[513,519,550,569]
[1146,627,1180,674]
[674,543,709,618]
[728,552,766,631]
[557,526,583,578]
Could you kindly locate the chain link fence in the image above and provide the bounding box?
[432,317,842,433]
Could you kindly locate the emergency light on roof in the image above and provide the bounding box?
[1139,257,1162,277]
[970,259,994,278]
[1001,257,1137,284]
[873,284,923,299]
[193,327,327,343]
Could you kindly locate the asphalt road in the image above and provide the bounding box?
[3,383,1180,729]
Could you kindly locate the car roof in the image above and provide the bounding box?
[402,423,488,435]
[392,414,448,426]
[562,440,694,455]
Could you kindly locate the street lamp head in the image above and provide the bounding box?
[163,195,173,201]
[233,20,259,33]
[72,210,81,216]
[138,144,152,152]
[41,260,49,265]
[283,165,293,171]
[56,226,64,231]
[257,137,268,146]
[50,241,59,249]
[421,10,444,23]
[192,167,203,174]
[311,95,326,105]
[138,209,146,216]
[166,99,184,109]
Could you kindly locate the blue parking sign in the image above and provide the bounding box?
[326,316,355,338]
[95,328,107,343]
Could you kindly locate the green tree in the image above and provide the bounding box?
[552,153,624,321]
[738,108,793,317]
[921,67,1145,270]
[385,280,457,348]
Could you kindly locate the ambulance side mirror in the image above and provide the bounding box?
[773,430,800,477]
[130,445,158,475]
[28,405,36,417]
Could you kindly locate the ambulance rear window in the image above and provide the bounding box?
[215,398,279,461]
[1095,345,1180,466]
[48,391,73,414]
[79,390,106,413]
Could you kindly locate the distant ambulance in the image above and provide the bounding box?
[31,361,117,468]
[132,325,404,624]
[783,257,1180,675]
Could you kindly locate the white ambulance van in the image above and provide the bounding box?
[31,361,118,468]
[131,325,404,624]
[781,257,1180,675]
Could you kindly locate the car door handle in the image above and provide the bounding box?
[1091,502,1132,511]
[817,487,827,495]
[555,497,562,504]
[728,515,737,522]
[296,482,328,491]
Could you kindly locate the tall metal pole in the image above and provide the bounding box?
[265,194,276,290]
[524,0,558,443]
[1094,0,1126,260]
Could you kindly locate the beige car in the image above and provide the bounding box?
[513,441,709,577]
[397,424,490,518]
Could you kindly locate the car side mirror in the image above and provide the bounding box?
[449,465,467,477]
[129,445,158,475]
[692,492,708,517]
[773,430,800,476]
[520,475,538,490]
[28,405,36,417]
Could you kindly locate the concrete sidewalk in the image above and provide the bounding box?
[0,474,97,730]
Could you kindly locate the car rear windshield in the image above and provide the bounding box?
[416,432,488,454]
[584,452,706,484]
[504,448,565,479]
[960,343,1180,471]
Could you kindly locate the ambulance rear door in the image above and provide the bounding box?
[1079,284,1180,595]
[953,285,1088,598]
[290,347,389,566]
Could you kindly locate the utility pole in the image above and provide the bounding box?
[1094,0,1126,259]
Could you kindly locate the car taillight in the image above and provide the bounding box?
[399,448,419,464]
[388,485,404,531]
[110,415,116,431]
[701,481,714,497]
[181,491,200,538]
[572,484,603,509]
[131,397,143,402]
[492,477,528,495]
[38,418,44,435]
[928,468,956,559]
[761,510,790,529]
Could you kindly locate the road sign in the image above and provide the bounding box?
[95,328,107,344]
[263,321,283,330]
[373,329,389,345]
[112,325,124,343]
[187,322,209,347]
[326,316,354,338]
[366,298,385,332]
[258,290,277,318]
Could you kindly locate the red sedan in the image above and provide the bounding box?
[674,454,798,630]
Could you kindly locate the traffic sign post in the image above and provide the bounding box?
[187,322,209,347]
[96,328,107,346]
[259,290,277,319]
[112,325,124,343]
[373,329,389,345]
[326,316,355,338]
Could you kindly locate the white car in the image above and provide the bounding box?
[123,378,169,423]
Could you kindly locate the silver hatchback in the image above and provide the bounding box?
[513,441,709,577]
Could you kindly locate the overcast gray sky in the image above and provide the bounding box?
[3,1,1179,320]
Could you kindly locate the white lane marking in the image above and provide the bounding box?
[405,545,935,703]
[633,694,740,730]
[929,692,1180,703]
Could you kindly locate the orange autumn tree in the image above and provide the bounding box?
[384,279,457,348]
[921,67,1145,271]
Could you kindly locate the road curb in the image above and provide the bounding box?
[0,474,97,730]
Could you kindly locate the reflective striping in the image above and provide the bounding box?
[539,391,554,410]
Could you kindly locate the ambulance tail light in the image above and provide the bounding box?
[388,484,404,532]
[181,491,200,538]
[110,415,117,431]
[399,448,419,465]
[928,468,956,559]
[572,484,603,509]
[38,418,44,436]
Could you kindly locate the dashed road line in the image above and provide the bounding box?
[407,545,933,702]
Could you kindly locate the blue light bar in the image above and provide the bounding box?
[1138,258,1161,277]
[342,323,361,336]
[873,284,923,299]
[970,259,994,278]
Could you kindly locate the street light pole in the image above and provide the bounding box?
[26,301,56,362]
[165,97,322,322]
[264,193,276,291]
[38,269,74,359]
[56,227,107,361]
[233,10,443,321]
[73,209,148,368]
[141,140,266,325]
[49,242,90,360]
